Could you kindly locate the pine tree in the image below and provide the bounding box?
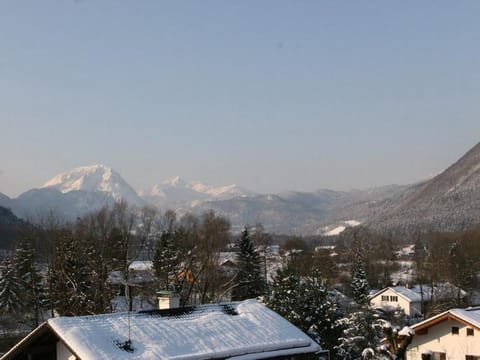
[73,211,116,314]
[50,231,93,316]
[335,253,382,359]
[85,239,113,314]
[296,268,343,351]
[0,256,23,314]
[13,238,45,327]
[153,231,181,291]
[231,227,264,301]
[266,266,299,320]
[267,266,343,353]
[351,252,369,306]
[448,240,474,305]
[335,307,383,359]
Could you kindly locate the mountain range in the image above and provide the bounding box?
[139,175,253,210]
[2,142,480,236]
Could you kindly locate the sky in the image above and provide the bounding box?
[1,1,480,197]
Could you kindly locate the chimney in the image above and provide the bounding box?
[157,291,180,310]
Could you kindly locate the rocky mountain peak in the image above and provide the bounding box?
[41,164,145,206]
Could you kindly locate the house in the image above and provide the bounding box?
[1,299,323,360]
[108,261,157,312]
[369,286,424,317]
[219,251,238,277]
[108,261,156,286]
[406,307,480,360]
[369,284,467,317]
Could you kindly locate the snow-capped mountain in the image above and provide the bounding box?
[190,181,251,199]
[42,165,145,207]
[4,165,145,221]
[14,188,117,221]
[6,140,480,235]
[140,176,253,209]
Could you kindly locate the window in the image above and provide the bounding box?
[433,352,446,360]
[381,295,389,301]
[452,326,459,335]
[422,353,446,360]
[467,328,474,336]
[390,295,398,302]
[465,356,480,360]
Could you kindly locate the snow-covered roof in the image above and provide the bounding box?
[219,252,237,266]
[128,260,153,271]
[412,307,480,331]
[3,300,320,360]
[370,283,467,303]
[449,308,480,328]
[391,286,424,302]
[395,244,415,257]
[369,286,420,302]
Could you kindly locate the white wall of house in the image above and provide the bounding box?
[409,301,422,317]
[370,289,416,316]
[407,319,480,360]
[56,341,76,360]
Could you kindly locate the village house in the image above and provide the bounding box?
[1,299,323,360]
[406,306,480,360]
[369,284,467,318]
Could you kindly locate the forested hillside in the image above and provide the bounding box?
[0,206,23,250]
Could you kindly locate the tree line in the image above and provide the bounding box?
[2,201,480,359]
[0,201,267,325]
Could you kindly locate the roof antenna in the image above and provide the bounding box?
[124,273,134,352]
[114,274,134,353]
[127,281,131,341]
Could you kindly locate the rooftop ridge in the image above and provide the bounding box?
[137,302,239,318]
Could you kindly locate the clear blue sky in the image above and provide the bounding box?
[1,1,480,197]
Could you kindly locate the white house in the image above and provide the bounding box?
[370,286,424,317]
[1,299,323,360]
[369,284,467,317]
[406,307,480,360]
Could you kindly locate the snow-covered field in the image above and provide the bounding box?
[323,220,361,236]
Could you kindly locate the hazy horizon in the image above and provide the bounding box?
[2,1,480,197]
[0,152,468,199]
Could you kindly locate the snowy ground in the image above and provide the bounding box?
[322,220,361,236]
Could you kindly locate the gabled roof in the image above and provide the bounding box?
[369,286,423,302]
[0,322,66,360]
[412,307,480,332]
[2,300,321,360]
[369,283,467,303]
